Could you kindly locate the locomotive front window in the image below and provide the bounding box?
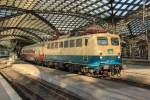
[97,37,108,45]
[111,38,119,46]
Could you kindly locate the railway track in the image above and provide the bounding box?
[0,68,82,100]
[1,60,150,100]
[41,64,150,90]
[24,60,150,90]
[1,63,150,100]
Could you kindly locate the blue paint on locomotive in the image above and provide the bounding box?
[45,55,121,70]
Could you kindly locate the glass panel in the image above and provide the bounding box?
[116,4,122,9]
[64,41,69,48]
[122,11,128,16]
[55,42,58,48]
[85,39,88,46]
[70,40,75,47]
[111,38,119,46]
[97,37,108,45]
[116,11,123,16]
[133,6,139,10]
[59,42,63,48]
[51,43,54,49]
[47,43,51,49]
[76,39,82,47]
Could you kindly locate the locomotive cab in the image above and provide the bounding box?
[97,36,121,57]
[95,33,122,75]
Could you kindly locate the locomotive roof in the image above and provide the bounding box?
[51,33,120,42]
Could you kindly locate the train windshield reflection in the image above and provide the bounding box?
[111,38,119,46]
[97,37,108,45]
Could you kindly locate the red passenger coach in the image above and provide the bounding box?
[21,49,36,62]
[36,52,44,63]
[21,43,45,64]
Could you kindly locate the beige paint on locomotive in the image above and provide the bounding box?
[42,33,121,57]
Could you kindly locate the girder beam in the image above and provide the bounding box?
[0,27,43,41]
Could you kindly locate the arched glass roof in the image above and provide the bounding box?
[0,0,149,45]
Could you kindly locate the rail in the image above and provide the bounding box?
[0,69,82,100]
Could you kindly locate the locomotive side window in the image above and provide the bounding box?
[97,37,108,45]
[111,38,119,46]
[64,41,69,48]
[85,38,88,46]
[70,40,75,47]
[76,39,82,47]
[59,42,63,48]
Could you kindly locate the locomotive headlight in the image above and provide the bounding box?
[99,52,103,56]
[100,52,103,59]
[118,53,121,58]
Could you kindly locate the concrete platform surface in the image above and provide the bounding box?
[12,63,150,100]
[123,58,150,65]
[122,64,150,85]
[0,75,22,100]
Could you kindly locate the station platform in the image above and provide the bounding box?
[10,63,150,100]
[0,74,22,100]
[122,58,150,65]
[121,64,150,85]
[0,58,22,100]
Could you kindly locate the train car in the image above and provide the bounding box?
[21,43,44,63]
[21,46,35,62]
[43,33,122,76]
[21,33,122,76]
[0,50,9,58]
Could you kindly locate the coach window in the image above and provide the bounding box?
[51,43,54,49]
[55,42,58,48]
[76,39,82,47]
[64,41,69,48]
[47,43,51,49]
[70,40,75,47]
[41,43,44,47]
[59,42,63,48]
[85,38,88,46]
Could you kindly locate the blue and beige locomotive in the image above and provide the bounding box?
[21,33,122,76]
